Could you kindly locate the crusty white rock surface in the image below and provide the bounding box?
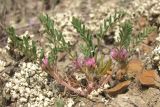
[152,39,160,71]
[3,62,55,107]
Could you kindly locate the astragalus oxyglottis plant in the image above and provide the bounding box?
[110,20,154,66]
[6,11,154,97]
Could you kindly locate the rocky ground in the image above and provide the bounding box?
[0,0,160,107]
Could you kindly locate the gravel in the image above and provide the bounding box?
[3,62,55,106]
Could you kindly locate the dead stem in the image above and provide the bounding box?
[100,75,111,87]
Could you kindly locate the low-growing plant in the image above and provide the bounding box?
[6,11,155,97]
[39,14,73,64]
[6,27,37,61]
[110,20,155,64]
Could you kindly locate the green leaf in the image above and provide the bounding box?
[39,14,71,64]
[119,20,132,48]
[6,26,38,62]
[80,44,90,57]
[39,48,44,62]
[97,11,125,38]
[134,26,155,45]
[55,98,64,107]
[23,36,29,52]
[72,17,95,57]
[32,41,37,60]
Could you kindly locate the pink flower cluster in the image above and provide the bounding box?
[41,57,48,69]
[73,57,96,69]
[110,48,128,62]
[41,56,97,70]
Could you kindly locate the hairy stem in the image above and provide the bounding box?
[46,66,87,96]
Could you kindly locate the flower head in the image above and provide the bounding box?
[73,57,96,69]
[119,48,128,60]
[42,57,48,65]
[41,57,48,69]
[110,48,119,60]
[110,48,128,62]
[84,57,96,67]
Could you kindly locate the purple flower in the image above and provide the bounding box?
[119,49,128,60]
[42,57,48,65]
[73,57,96,69]
[110,48,128,62]
[41,57,48,70]
[110,48,119,60]
[84,57,96,67]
